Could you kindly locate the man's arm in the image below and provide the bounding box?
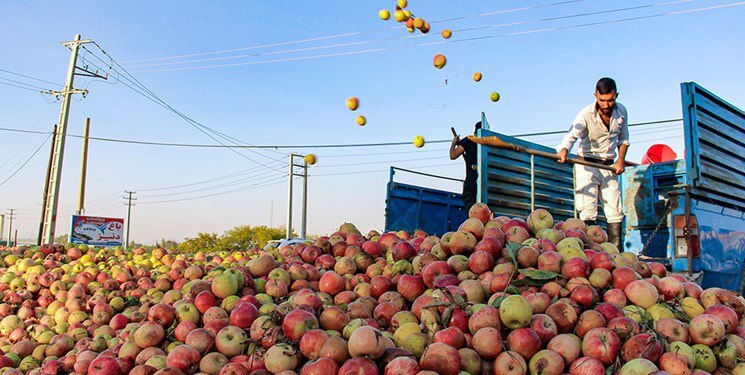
[613,109,630,174]
[450,135,464,160]
[613,143,628,174]
[556,116,586,163]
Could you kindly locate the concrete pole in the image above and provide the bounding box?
[124,191,135,249]
[301,162,308,239]
[77,118,90,215]
[0,214,4,242]
[286,155,294,240]
[7,209,15,247]
[38,124,58,245]
[42,34,86,244]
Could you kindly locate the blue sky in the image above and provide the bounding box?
[1,1,744,244]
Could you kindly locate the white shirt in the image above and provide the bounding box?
[556,102,630,160]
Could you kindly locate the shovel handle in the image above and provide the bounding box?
[522,148,616,171]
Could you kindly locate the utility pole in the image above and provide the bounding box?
[286,154,311,240]
[38,124,58,245]
[0,214,5,243]
[40,34,106,245]
[301,161,308,239]
[124,191,136,249]
[286,156,294,240]
[7,209,16,247]
[77,118,91,215]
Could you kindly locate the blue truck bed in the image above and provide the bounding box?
[384,167,467,236]
[383,81,745,291]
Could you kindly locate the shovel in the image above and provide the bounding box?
[467,134,616,172]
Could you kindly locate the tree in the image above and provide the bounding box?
[54,234,69,244]
[177,232,220,253]
[218,225,285,251]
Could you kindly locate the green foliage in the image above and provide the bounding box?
[177,232,220,253]
[54,234,69,245]
[178,225,286,253]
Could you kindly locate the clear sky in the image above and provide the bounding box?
[1,1,744,244]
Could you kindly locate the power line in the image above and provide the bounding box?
[137,175,288,204]
[0,105,58,173]
[0,68,63,87]
[128,1,742,73]
[0,80,43,92]
[0,133,52,186]
[80,45,287,171]
[138,167,284,199]
[120,0,586,65]
[0,118,684,149]
[0,76,51,91]
[123,1,679,71]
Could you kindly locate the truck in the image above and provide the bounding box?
[384,82,745,291]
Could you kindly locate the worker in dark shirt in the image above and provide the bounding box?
[449,121,481,210]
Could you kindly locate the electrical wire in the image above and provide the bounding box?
[120,0,587,65]
[312,155,443,168]
[127,1,742,73]
[137,167,284,199]
[0,105,58,173]
[0,76,50,91]
[80,44,288,171]
[0,68,63,87]
[0,118,683,149]
[137,175,289,204]
[0,80,43,92]
[0,133,53,186]
[125,1,690,71]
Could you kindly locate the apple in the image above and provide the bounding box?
[419,342,460,374]
[689,314,726,346]
[88,356,123,375]
[265,343,300,373]
[619,358,659,375]
[581,327,621,365]
[527,209,554,233]
[500,295,533,329]
[215,325,248,357]
[528,349,565,374]
[166,344,201,374]
[570,357,605,375]
[348,326,388,359]
[506,327,541,360]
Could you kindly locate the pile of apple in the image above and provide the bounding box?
[1,205,745,375]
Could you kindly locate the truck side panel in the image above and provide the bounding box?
[476,128,597,222]
[670,199,745,291]
[681,82,745,209]
[384,180,467,236]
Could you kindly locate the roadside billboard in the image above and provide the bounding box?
[70,215,124,247]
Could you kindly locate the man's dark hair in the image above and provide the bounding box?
[474,121,482,131]
[596,77,617,95]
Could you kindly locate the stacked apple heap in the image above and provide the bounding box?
[1,204,745,375]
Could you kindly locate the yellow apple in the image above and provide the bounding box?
[356,115,366,126]
[346,96,359,111]
[413,135,425,148]
[304,154,317,165]
[441,29,452,39]
[490,92,501,102]
[473,72,482,82]
[433,54,447,69]
[379,9,390,20]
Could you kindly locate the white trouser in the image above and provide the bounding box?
[574,164,624,223]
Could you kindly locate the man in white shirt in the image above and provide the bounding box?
[556,77,629,250]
